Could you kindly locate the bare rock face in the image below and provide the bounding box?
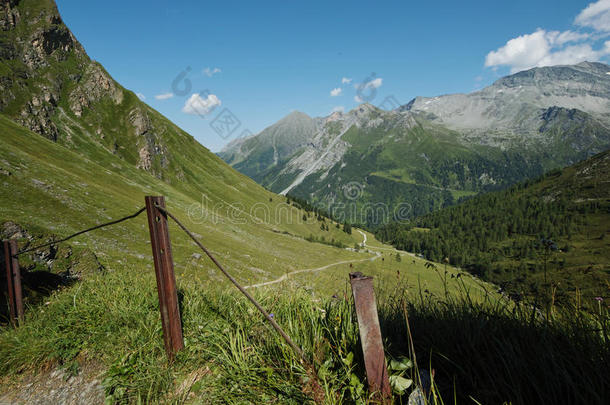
[0,0,89,140]
[68,63,124,117]
[401,62,610,142]
[17,89,59,140]
[0,0,20,31]
[0,0,179,182]
[128,108,169,175]
[129,107,152,136]
[23,25,75,69]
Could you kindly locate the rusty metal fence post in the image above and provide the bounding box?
[145,196,184,361]
[3,240,23,326]
[349,272,391,402]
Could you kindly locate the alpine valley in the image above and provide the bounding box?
[219,62,610,226]
[1,1,609,404]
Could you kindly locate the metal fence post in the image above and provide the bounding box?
[145,196,184,361]
[349,272,391,402]
[3,240,23,326]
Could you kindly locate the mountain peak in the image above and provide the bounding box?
[282,110,311,121]
[493,61,610,89]
[349,103,381,116]
[575,61,610,72]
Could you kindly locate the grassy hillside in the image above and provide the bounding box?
[1,2,607,403]
[376,150,610,310]
[0,109,492,304]
[0,112,384,289]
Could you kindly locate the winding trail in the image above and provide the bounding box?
[357,229,414,254]
[359,229,367,246]
[245,233,380,289]
[245,230,495,299]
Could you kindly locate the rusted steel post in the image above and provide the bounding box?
[3,241,16,325]
[9,240,23,324]
[349,272,391,402]
[3,240,23,326]
[145,196,184,361]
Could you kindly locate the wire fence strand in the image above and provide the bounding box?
[154,203,308,364]
[15,207,146,256]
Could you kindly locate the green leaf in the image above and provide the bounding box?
[389,375,413,393]
[349,373,362,388]
[389,356,413,371]
[342,351,354,367]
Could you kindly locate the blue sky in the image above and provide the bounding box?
[55,0,610,152]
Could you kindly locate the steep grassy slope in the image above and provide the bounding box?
[0,112,373,287]
[0,0,266,196]
[376,150,610,308]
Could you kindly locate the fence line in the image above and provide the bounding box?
[154,203,307,364]
[2,197,308,366]
[15,207,146,256]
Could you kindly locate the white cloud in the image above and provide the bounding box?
[367,78,383,89]
[540,41,610,66]
[330,87,342,97]
[341,77,352,84]
[155,92,174,100]
[485,28,610,73]
[575,0,610,32]
[355,77,383,90]
[354,95,363,102]
[331,106,345,113]
[485,1,610,73]
[551,30,590,46]
[136,92,146,101]
[182,93,221,116]
[203,67,222,77]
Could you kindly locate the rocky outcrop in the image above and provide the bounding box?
[69,63,123,117]
[0,0,172,179]
[0,1,19,32]
[17,89,59,140]
[128,108,169,175]
[0,0,88,139]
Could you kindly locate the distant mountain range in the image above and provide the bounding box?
[219,62,610,226]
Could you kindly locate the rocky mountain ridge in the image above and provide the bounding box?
[219,62,610,226]
[401,62,610,146]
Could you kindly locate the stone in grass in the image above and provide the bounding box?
[408,388,425,405]
[408,369,432,405]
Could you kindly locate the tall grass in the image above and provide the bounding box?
[379,284,609,404]
[0,268,608,404]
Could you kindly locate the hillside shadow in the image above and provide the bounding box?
[1,269,77,324]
